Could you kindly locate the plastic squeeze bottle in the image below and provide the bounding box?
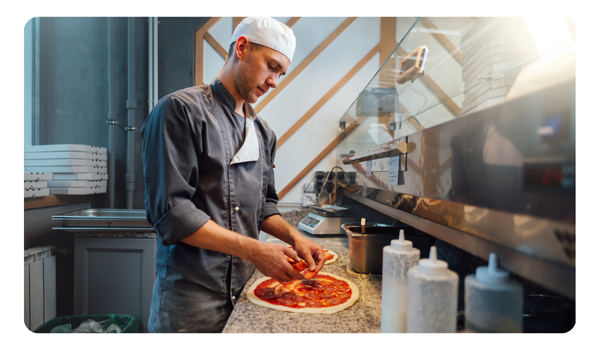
[465,253,523,333]
[406,246,458,333]
[380,230,420,333]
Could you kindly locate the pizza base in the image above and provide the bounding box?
[324,249,338,265]
[246,272,359,314]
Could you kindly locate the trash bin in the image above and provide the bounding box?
[33,313,138,333]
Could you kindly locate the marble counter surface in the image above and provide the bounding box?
[222,210,383,333]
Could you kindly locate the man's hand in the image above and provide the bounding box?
[291,235,325,278]
[260,214,326,279]
[248,241,303,283]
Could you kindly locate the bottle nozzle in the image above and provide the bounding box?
[417,246,448,275]
[390,229,413,251]
[488,253,498,273]
[429,246,438,263]
[475,252,509,284]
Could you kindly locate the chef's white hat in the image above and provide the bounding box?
[230,17,296,63]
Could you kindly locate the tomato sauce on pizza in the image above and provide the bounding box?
[253,274,353,309]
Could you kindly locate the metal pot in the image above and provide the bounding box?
[342,222,435,274]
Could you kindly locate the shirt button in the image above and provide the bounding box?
[234,206,240,212]
[232,296,236,300]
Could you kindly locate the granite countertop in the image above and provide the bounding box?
[222,210,383,333]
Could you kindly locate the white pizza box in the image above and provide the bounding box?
[25,165,107,174]
[462,87,508,111]
[24,181,48,190]
[25,151,108,161]
[49,186,107,195]
[464,72,516,91]
[24,172,53,181]
[25,144,107,154]
[461,28,528,57]
[24,158,107,167]
[462,64,520,90]
[462,58,522,84]
[461,44,525,71]
[53,172,108,181]
[463,79,512,101]
[462,56,523,82]
[24,188,50,198]
[463,86,508,107]
[462,96,507,116]
[48,180,107,188]
[462,39,524,63]
[462,32,517,57]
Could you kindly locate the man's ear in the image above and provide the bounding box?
[235,36,250,60]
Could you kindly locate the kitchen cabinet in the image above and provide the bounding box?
[74,237,156,333]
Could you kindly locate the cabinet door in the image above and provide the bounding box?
[74,237,155,333]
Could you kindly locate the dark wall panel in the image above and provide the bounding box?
[39,17,210,209]
[158,17,210,97]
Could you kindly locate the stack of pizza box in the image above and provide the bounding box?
[24,144,108,196]
[24,171,51,198]
[460,17,537,115]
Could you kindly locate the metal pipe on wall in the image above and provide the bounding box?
[148,17,158,112]
[125,17,137,209]
[107,17,117,208]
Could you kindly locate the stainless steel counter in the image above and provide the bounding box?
[222,211,383,333]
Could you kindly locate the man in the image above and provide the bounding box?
[141,17,325,333]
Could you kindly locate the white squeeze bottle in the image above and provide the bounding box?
[380,230,420,333]
[465,253,523,333]
[407,246,458,333]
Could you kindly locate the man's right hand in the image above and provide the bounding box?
[247,241,303,283]
[180,220,303,283]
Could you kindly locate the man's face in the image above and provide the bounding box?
[234,44,290,104]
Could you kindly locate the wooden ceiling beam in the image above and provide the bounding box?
[418,17,462,64]
[254,17,357,114]
[277,43,380,148]
[278,117,366,199]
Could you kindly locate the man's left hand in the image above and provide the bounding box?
[292,236,325,277]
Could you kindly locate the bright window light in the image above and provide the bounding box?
[524,17,575,62]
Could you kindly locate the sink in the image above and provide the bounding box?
[52,208,151,228]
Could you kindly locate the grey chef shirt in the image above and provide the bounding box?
[141,78,280,333]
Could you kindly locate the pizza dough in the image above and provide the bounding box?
[324,249,338,264]
[246,272,359,314]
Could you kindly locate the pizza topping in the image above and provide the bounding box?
[305,300,322,307]
[304,292,320,300]
[293,295,308,303]
[337,292,351,300]
[253,273,355,310]
[337,286,351,293]
[280,292,295,300]
[279,299,297,306]
[302,269,317,279]
[323,298,342,306]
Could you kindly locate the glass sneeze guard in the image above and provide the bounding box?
[337,17,576,157]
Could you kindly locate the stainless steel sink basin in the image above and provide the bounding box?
[52,208,151,228]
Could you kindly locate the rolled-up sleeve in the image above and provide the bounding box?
[263,130,281,219]
[141,95,211,246]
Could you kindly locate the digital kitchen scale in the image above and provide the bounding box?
[298,205,355,235]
